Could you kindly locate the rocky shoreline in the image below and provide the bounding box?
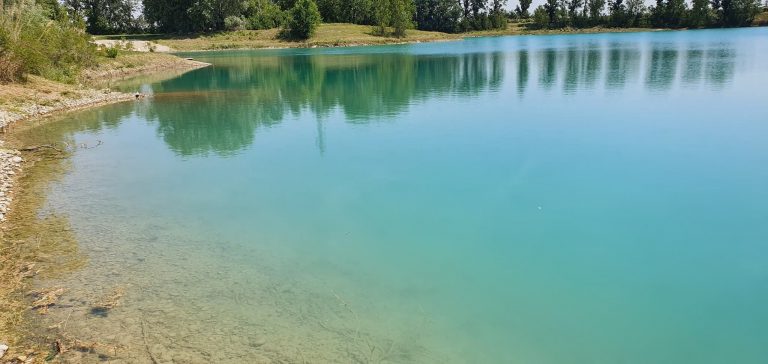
[0,89,135,225]
[0,89,134,131]
[0,90,134,224]
[0,149,21,222]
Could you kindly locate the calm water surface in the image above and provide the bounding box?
[28,28,768,363]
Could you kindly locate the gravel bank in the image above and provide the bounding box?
[0,149,22,222]
[0,89,133,224]
[0,89,133,130]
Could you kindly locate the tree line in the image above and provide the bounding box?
[527,0,763,29]
[21,0,766,37]
[61,0,512,35]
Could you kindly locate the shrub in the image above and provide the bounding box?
[245,0,288,29]
[531,6,551,28]
[105,47,120,58]
[224,16,247,31]
[285,0,322,39]
[0,1,96,83]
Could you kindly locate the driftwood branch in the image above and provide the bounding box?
[19,144,64,152]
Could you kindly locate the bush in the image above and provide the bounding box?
[105,47,120,58]
[246,0,288,29]
[531,6,551,28]
[285,0,322,39]
[0,1,96,83]
[224,16,247,31]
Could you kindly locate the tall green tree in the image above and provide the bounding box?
[608,0,625,25]
[515,0,533,18]
[665,0,687,27]
[586,0,606,23]
[565,0,583,24]
[186,0,244,31]
[415,0,462,32]
[544,0,560,25]
[66,0,136,33]
[688,0,711,26]
[625,0,644,25]
[143,0,195,32]
[375,0,415,37]
[286,0,320,39]
[490,0,507,28]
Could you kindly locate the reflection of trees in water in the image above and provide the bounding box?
[562,45,603,93]
[704,48,735,87]
[539,49,558,90]
[143,52,506,156]
[530,42,734,92]
[133,41,736,157]
[517,50,529,95]
[146,94,284,157]
[647,47,679,91]
[606,46,640,89]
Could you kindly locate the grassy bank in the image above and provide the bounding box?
[96,13,768,52]
[101,22,654,52]
[0,52,209,130]
[96,23,461,51]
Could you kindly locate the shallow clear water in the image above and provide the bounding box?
[28,28,768,363]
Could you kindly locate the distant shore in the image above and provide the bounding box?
[94,22,672,52]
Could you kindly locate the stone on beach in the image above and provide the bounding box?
[0,150,23,221]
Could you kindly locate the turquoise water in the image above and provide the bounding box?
[29,28,768,363]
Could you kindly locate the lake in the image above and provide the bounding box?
[23,28,768,363]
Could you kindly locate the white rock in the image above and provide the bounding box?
[11,156,22,163]
[0,343,8,358]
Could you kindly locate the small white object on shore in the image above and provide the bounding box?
[0,343,9,359]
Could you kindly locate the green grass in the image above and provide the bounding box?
[101,23,461,51]
[97,22,688,52]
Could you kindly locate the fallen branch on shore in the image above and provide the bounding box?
[19,140,102,153]
[18,144,63,153]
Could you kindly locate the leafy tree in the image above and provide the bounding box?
[143,0,195,32]
[688,0,711,26]
[243,0,287,29]
[565,0,583,24]
[490,0,507,28]
[625,0,645,25]
[721,0,761,25]
[608,0,626,25]
[543,0,560,25]
[375,0,415,37]
[516,0,533,18]
[586,0,606,23]
[341,0,376,24]
[415,0,462,32]
[187,0,244,31]
[286,0,321,39]
[470,0,487,15]
[531,5,551,27]
[650,0,666,26]
[66,0,136,34]
[389,0,415,36]
[665,0,687,27]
